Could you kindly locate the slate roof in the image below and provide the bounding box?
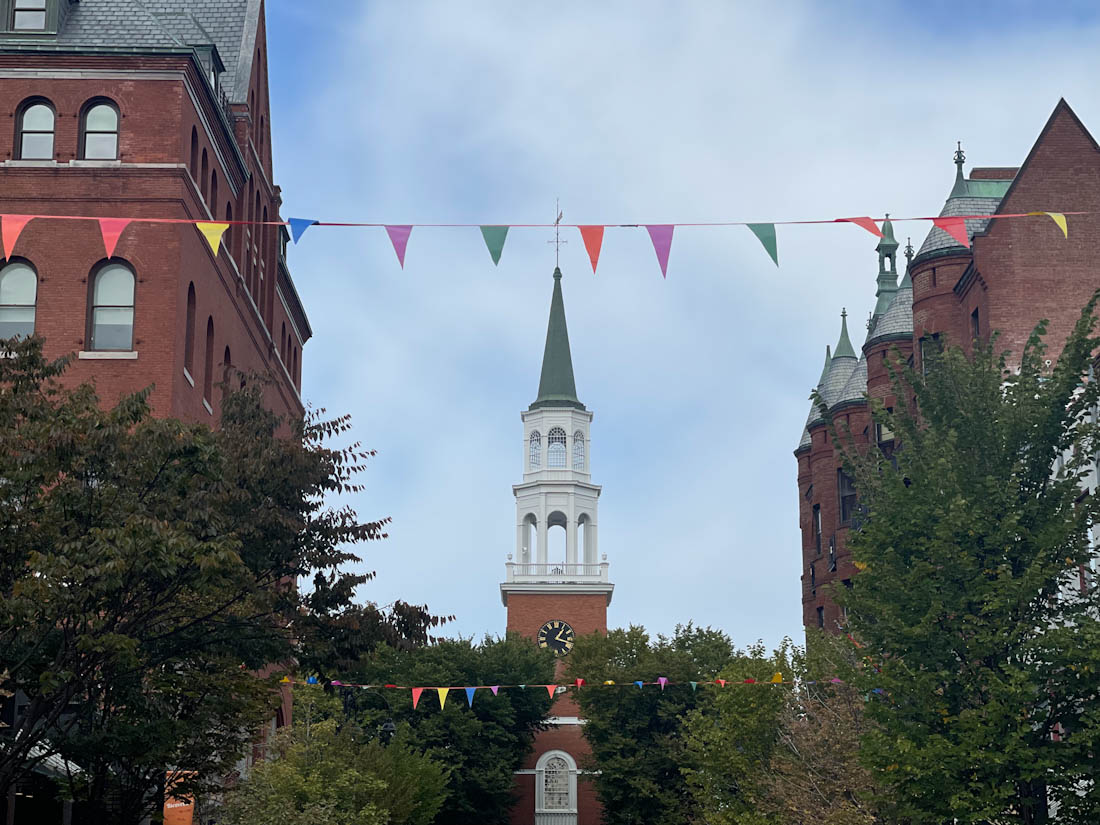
[833,352,867,407]
[819,352,858,409]
[6,0,260,102]
[915,175,1013,260]
[867,284,914,345]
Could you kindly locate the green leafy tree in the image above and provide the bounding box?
[219,718,448,825]
[832,296,1100,824]
[564,624,735,825]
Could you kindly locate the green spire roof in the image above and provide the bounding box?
[530,268,585,410]
[817,345,832,385]
[833,309,856,360]
[950,141,968,198]
[876,214,898,254]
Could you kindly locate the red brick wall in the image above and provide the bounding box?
[506,593,609,641]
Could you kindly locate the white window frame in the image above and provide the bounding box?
[535,749,577,815]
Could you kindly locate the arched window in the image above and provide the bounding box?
[190,127,199,179]
[225,202,233,256]
[572,431,585,470]
[80,100,119,160]
[200,149,209,202]
[210,170,218,216]
[280,322,286,362]
[548,427,567,468]
[222,346,232,390]
[88,262,135,350]
[536,750,577,814]
[184,282,196,374]
[203,316,214,402]
[17,99,54,160]
[0,261,37,339]
[529,431,541,469]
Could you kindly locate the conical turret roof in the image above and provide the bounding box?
[530,267,585,410]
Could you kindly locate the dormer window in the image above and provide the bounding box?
[12,0,47,30]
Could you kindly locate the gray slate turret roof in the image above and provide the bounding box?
[833,352,868,407]
[797,346,831,450]
[915,164,1013,261]
[867,283,914,345]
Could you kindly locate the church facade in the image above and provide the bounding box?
[502,267,609,825]
[795,99,1100,632]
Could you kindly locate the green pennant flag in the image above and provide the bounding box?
[690,681,698,692]
[480,225,509,265]
[747,223,778,266]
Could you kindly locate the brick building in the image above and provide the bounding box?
[794,99,1100,632]
[501,267,611,825]
[0,1,309,820]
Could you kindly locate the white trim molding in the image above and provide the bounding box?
[78,351,137,360]
[182,367,195,387]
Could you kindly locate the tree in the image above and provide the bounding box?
[0,337,440,824]
[323,634,556,825]
[564,624,736,825]
[218,718,448,825]
[832,298,1100,824]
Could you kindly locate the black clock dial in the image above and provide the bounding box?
[536,619,575,657]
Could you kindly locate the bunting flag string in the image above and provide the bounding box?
[932,216,970,248]
[196,222,229,256]
[98,218,131,259]
[747,223,778,266]
[385,225,413,268]
[645,224,674,278]
[578,225,604,273]
[465,686,477,707]
[838,216,885,238]
[437,687,450,710]
[480,225,509,265]
[1,214,32,259]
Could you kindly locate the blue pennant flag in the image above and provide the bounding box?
[306,676,318,684]
[465,687,477,707]
[288,217,318,244]
[634,680,644,689]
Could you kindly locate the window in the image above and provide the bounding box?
[838,469,857,526]
[210,170,218,216]
[222,346,232,390]
[971,308,980,342]
[184,282,196,374]
[0,261,37,339]
[535,750,577,814]
[190,127,199,180]
[203,317,214,402]
[817,606,825,628]
[88,262,135,350]
[572,431,585,470]
[548,427,566,468]
[812,504,821,555]
[543,756,570,810]
[17,100,54,160]
[920,333,942,376]
[529,431,541,469]
[12,0,47,30]
[828,535,837,572]
[809,563,816,589]
[225,202,233,256]
[200,149,209,202]
[80,101,119,160]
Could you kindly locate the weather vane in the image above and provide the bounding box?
[548,197,567,267]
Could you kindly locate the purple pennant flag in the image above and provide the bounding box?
[385,225,413,268]
[658,677,669,691]
[645,225,674,278]
[490,686,500,696]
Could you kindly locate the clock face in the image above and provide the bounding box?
[537,619,575,657]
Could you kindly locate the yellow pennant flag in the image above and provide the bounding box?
[437,687,449,709]
[1028,211,1068,238]
[197,222,230,256]
[770,672,784,684]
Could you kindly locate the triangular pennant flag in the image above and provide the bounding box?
[411,687,423,709]
[603,680,616,685]
[98,218,131,259]
[658,677,669,690]
[280,675,291,683]
[770,672,783,684]
[838,216,883,238]
[330,680,343,686]
[288,218,318,244]
[2,215,33,260]
[715,679,727,688]
[689,681,698,692]
[545,685,557,700]
[932,216,970,248]
[197,222,229,256]
[480,225,509,265]
[830,678,845,684]
[578,225,604,273]
[744,678,756,684]
[644,225,674,278]
[634,680,644,689]
[465,687,476,707]
[519,684,526,690]
[574,678,585,688]
[385,225,413,268]
[1028,211,1068,238]
[438,687,450,709]
[306,676,318,685]
[490,686,500,696]
[747,223,778,266]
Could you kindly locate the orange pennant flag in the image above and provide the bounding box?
[545,685,557,700]
[1028,211,1068,238]
[196,222,229,256]
[2,215,33,260]
[932,216,970,248]
[437,687,450,709]
[578,225,604,273]
[838,216,883,238]
[770,672,784,684]
[98,218,131,259]
[411,687,424,709]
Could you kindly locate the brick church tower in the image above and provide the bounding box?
[503,266,610,825]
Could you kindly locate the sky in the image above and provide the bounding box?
[263,1,1100,653]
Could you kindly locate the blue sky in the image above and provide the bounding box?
[263,1,1100,652]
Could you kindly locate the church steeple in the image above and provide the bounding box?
[531,267,585,411]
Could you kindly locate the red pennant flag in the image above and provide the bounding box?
[838,216,883,238]
[384,225,412,268]
[744,678,756,684]
[933,216,970,248]
[715,679,727,687]
[2,215,33,260]
[545,685,557,700]
[98,218,131,259]
[578,225,604,274]
[645,225,674,278]
[411,687,424,709]
[574,678,585,688]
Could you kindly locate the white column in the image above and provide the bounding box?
[586,522,598,565]
[537,517,548,566]
[516,521,527,563]
[566,514,577,568]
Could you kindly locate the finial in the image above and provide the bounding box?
[954,141,965,168]
[841,307,847,320]
[905,236,914,263]
[548,198,567,268]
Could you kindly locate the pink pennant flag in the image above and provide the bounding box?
[578,225,604,274]
[385,225,412,268]
[658,677,668,690]
[933,216,970,248]
[2,215,33,260]
[715,679,727,688]
[545,685,557,700]
[574,678,585,688]
[98,218,131,259]
[838,216,883,238]
[644,224,674,278]
[411,687,424,709]
[490,686,500,696]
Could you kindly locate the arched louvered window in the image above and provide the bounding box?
[88,262,135,350]
[17,99,54,160]
[0,261,37,339]
[572,431,585,470]
[529,431,541,469]
[548,427,567,468]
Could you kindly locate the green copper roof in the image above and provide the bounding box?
[530,268,585,410]
[817,345,832,385]
[876,215,898,253]
[833,309,857,360]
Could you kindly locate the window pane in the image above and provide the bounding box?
[13,10,46,29]
[85,104,117,132]
[22,104,53,131]
[548,428,566,468]
[93,265,134,305]
[14,0,47,8]
[20,133,53,160]
[0,307,34,339]
[92,307,133,350]
[84,133,118,160]
[0,264,37,304]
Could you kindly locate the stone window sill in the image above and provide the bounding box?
[183,366,195,387]
[69,159,122,168]
[203,399,213,415]
[78,350,138,360]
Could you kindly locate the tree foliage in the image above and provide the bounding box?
[832,296,1100,824]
